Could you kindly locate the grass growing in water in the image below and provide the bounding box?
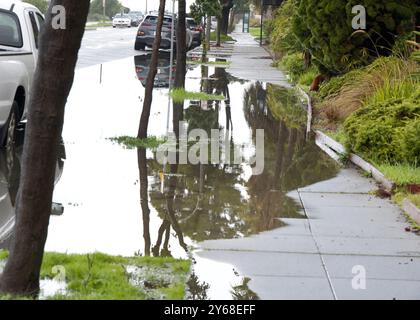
[170,88,225,103]
[109,136,166,150]
[0,251,190,300]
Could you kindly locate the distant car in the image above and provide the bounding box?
[186,17,203,47]
[134,14,192,51]
[128,13,141,27]
[112,14,131,28]
[134,52,175,88]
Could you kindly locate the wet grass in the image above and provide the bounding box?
[250,27,267,40]
[170,88,225,103]
[109,136,167,150]
[0,250,8,260]
[0,251,190,300]
[210,32,235,42]
[376,163,420,185]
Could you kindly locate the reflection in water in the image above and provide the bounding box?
[142,72,338,242]
[135,52,176,88]
[133,58,338,297]
[0,142,66,249]
[186,272,210,300]
[231,278,259,300]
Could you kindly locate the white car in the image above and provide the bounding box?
[112,14,132,28]
[0,0,42,147]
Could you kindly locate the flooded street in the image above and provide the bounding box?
[0,52,338,298]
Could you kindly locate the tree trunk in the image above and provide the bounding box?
[0,0,90,297]
[137,0,167,139]
[216,17,222,47]
[220,0,234,34]
[175,0,187,89]
[206,15,211,52]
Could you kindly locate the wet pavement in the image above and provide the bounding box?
[1,31,420,300]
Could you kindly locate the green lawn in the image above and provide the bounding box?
[249,27,266,39]
[0,251,190,300]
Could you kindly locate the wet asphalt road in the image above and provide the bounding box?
[77,27,141,69]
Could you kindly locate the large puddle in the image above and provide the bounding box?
[0,52,338,298]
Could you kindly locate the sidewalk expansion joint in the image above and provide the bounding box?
[297,189,339,300]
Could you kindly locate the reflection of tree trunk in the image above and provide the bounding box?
[152,220,170,256]
[164,101,187,253]
[138,147,151,256]
[282,128,297,175]
[138,0,167,139]
[166,165,188,252]
[0,0,90,297]
[273,121,289,188]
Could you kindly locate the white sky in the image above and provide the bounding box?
[120,0,195,13]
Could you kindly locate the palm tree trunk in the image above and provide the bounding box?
[0,0,90,297]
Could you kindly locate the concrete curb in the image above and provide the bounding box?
[296,86,313,138]
[314,130,396,191]
[403,199,420,225]
[260,45,397,192]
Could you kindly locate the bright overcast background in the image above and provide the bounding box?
[120,0,196,13]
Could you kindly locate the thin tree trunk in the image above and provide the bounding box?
[206,15,211,51]
[175,0,187,89]
[216,17,221,47]
[138,0,167,139]
[220,0,234,34]
[0,0,90,296]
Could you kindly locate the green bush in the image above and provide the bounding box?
[398,117,420,163]
[344,87,420,165]
[280,53,306,80]
[292,0,418,74]
[269,0,302,58]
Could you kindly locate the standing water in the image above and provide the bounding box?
[0,53,338,298]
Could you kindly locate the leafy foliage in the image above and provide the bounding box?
[23,0,48,14]
[292,0,418,74]
[89,0,125,20]
[344,86,420,165]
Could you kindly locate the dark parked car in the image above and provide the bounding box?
[186,17,203,47]
[129,13,142,27]
[134,14,192,51]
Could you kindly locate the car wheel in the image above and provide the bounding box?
[0,102,19,149]
[135,42,145,51]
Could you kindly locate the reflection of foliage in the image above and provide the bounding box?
[170,89,225,104]
[231,277,259,300]
[110,136,166,150]
[266,84,306,128]
[186,272,210,300]
[146,79,338,243]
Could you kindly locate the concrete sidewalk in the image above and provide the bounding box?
[228,32,291,87]
[196,33,420,300]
